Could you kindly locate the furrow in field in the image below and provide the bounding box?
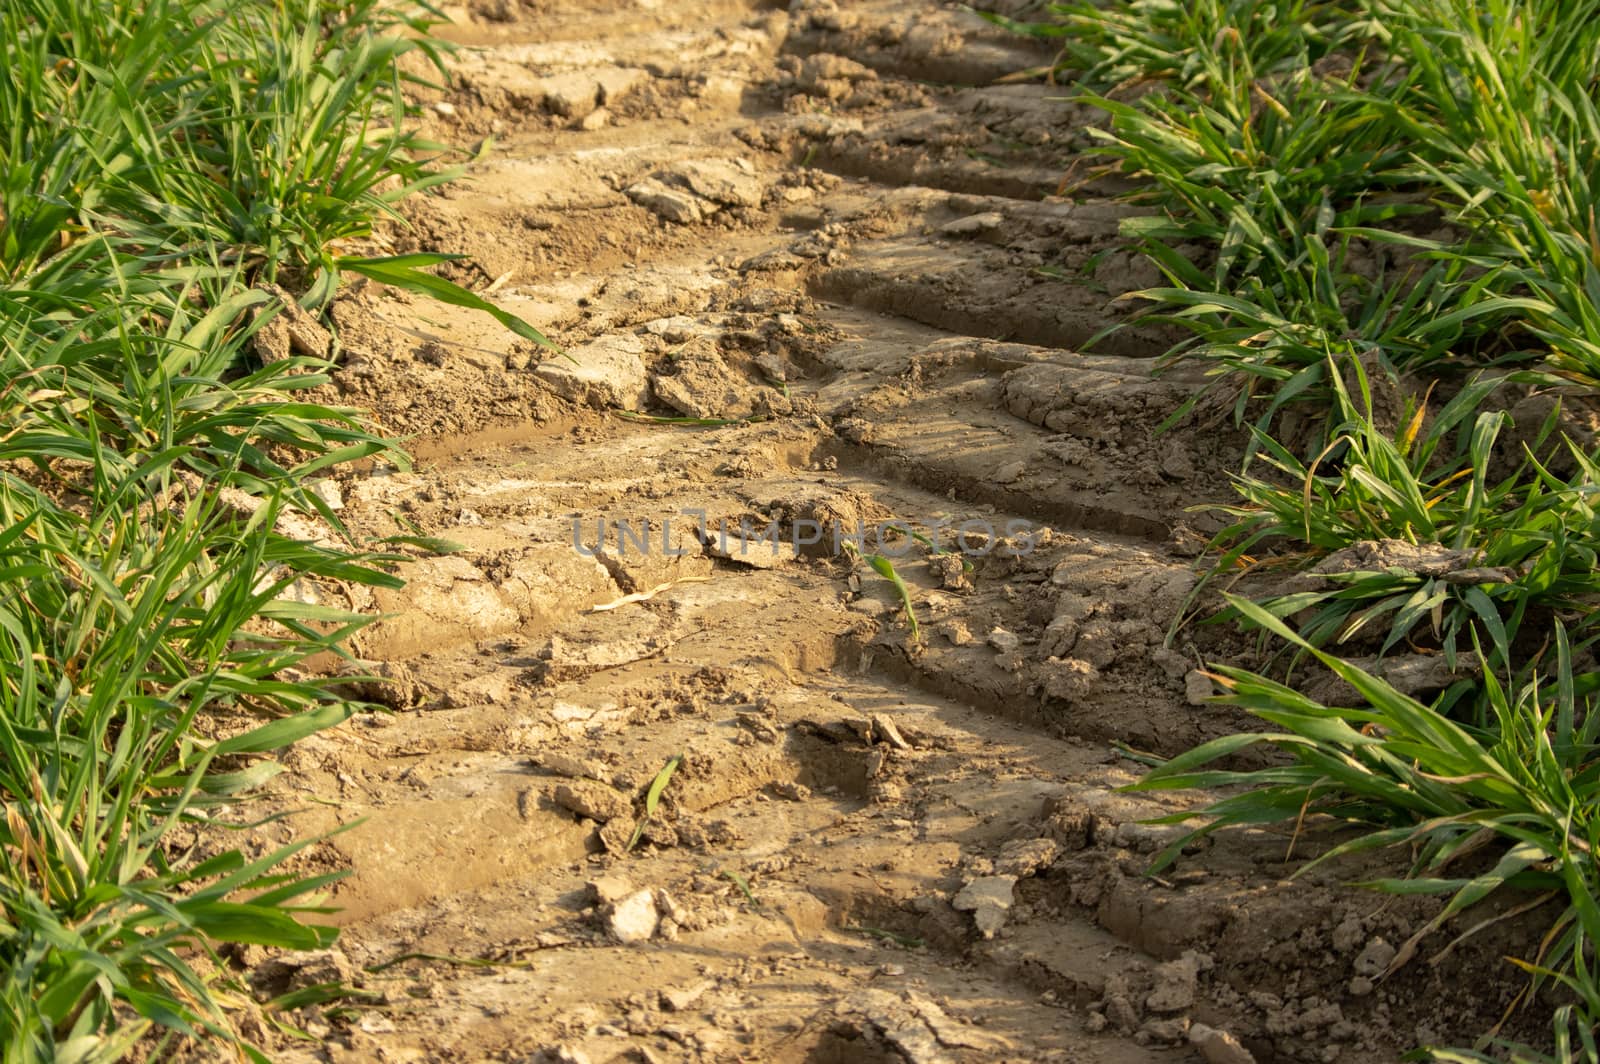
[235,0,1508,1059]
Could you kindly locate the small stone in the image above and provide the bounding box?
[693,1028,732,1056]
[909,993,1011,1052]
[641,819,678,849]
[539,70,601,118]
[951,875,1016,939]
[432,100,457,117]
[650,350,747,418]
[579,107,610,131]
[941,620,974,646]
[939,211,1004,236]
[994,837,1058,878]
[1105,991,1140,1034]
[1184,670,1215,706]
[1353,937,1396,978]
[595,66,645,106]
[1140,1016,1190,1044]
[1347,976,1374,997]
[642,315,703,343]
[537,751,609,782]
[306,478,343,511]
[667,159,762,208]
[931,554,972,592]
[473,0,515,20]
[626,177,710,225]
[993,460,1027,484]
[553,781,631,823]
[1160,446,1195,480]
[535,333,651,410]
[248,948,353,995]
[770,781,812,801]
[589,875,634,906]
[251,283,332,363]
[1145,951,1204,1013]
[798,53,875,93]
[1188,1022,1256,1064]
[869,713,912,750]
[703,530,798,568]
[987,627,1021,653]
[534,1046,593,1064]
[661,979,713,1012]
[598,816,638,854]
[654,889,690,926]
[696,73,745,105]
[1332,912,1365,953]
[606,888,659,944]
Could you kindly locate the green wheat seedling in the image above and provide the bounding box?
[1188,359,1600,677]
[1133,601,1600,1060]
[988,0,1600,1055]
[867,553,922,643]
[721,868,761,909]
[839,542,923,643]
[340,254,560,354]
[628,754,684,852]
[0,0,547,1055]
[977,0,1378,93]
[0,478,386,1057]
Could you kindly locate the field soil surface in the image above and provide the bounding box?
[220,1,1542,1060]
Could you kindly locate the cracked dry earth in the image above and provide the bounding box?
[207,2,1543,1062]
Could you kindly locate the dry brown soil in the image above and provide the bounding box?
[209,1,1550,1061]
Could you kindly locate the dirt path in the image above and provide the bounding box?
[228,2,1528,1061]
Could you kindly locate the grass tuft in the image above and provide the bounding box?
[1134,599,1600,1058]
[988,0,1600,1054]
[0,0,533,1055]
